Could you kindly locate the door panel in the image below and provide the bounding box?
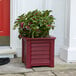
[0,0,10,36]
[0,36,10,46]
[0,0,3,31]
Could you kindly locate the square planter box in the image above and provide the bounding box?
[22,37,56,68]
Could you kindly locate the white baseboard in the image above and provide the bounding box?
[68,48,76,62]
[60,47,76,62]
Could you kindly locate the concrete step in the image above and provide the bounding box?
[0,46,16,58]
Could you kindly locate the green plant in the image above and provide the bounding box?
[14,9,55,39]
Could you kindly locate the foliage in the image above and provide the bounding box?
[14,9,55,39]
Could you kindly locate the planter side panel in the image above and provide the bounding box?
[24,39,32,68]
[49,39,55,67]
[22,39,24,63]
[31,40,50,66]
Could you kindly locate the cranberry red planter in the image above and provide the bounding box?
[22,37,56,68]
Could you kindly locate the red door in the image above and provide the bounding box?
[0,0,10,36]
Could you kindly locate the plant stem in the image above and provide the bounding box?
[32,31,35,38]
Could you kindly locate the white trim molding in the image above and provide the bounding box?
[10,0,22,57]
[60,47,76,62]
[60,0,76,62]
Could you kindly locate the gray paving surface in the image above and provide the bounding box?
[0,57,76,76]
[0,70,76,76]
[33,64,76,71]
[0,58,33,74]
[53,70,76,76]
[0,74,24,76]
[25,71,54,76]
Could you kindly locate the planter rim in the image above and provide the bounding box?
[22,36,56,40]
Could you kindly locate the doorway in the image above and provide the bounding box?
[0,0,10,46]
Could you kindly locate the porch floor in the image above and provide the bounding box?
[0,56,76,74]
